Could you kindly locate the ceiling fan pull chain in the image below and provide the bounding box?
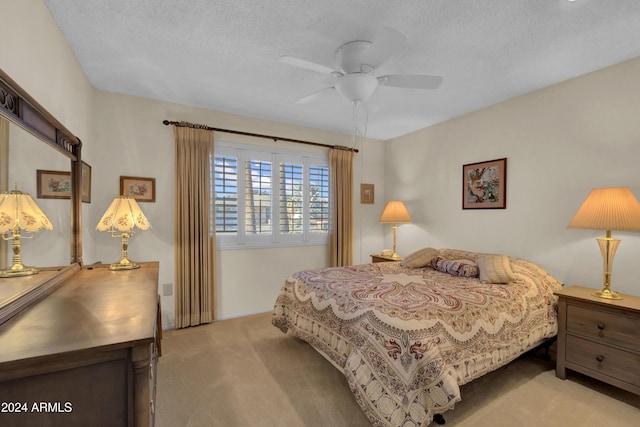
[352,100,363,140]
[352,100,357,141]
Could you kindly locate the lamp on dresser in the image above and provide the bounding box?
[379,200,412,260]
[96,195,150,270]
[567,186,640,300]
[0,189,53,277]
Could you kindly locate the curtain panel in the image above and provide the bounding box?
[173,126,216,328]
[328,148,354,267]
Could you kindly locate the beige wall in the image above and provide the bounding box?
[91,91,386,326]
[1,1,94,135]
[385,56,640,296]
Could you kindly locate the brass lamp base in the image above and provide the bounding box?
[108,233,140,271]
[0,264,39,278]
[109,258,140,271]
[1,228,40,278]
[593,235,623,300]
[592,288,622,300]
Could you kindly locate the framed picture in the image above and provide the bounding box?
[360,183,375,204]
[81,161,91,203]
[120,176,156,202]
[462,158,507,209]
[37,170,71,199]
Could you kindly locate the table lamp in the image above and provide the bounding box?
[568,187,640,299]
[96,195,150,270]
[0,189,53,277]
[379,200,412,259]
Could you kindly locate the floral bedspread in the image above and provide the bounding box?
[272,250,563,426]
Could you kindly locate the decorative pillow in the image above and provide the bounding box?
[476,255,517,284]
[431,256,479,278]
[400,247,440,268]
[450,258,477,265]
[437,249,481,263]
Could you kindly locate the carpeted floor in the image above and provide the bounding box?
[156,313,639,426]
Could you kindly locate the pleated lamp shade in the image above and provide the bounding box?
[96,195,150,232]
[568,187,640,231]
[0,190,53,233]
[379,201,412,224]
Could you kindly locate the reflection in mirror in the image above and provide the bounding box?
[3,121,71,268]
[0,67,82,324]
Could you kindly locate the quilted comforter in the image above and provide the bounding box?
[272,249,563,426]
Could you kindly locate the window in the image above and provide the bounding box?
[246,160,272,235]
[214,142,329,249]
[214,155,238,233]
[309,165,329,233]
[279,162,303,234]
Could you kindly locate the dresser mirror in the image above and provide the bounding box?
[0,68,82,323]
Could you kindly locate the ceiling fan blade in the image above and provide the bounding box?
[378,74,443,90]
[279,55,337,75]
[362,27,408,69]
[296,87,336,104]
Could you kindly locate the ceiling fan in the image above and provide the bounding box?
[280,27,443,106]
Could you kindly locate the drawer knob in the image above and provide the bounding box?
[596,355,604,363]
[597,323,605,330]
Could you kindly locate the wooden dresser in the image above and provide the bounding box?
[555,285,640,395]
[0,262,161,426]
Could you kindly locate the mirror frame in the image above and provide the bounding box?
[0,68,83,324]
[0,68,82,265]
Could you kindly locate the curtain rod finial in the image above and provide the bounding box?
[162,120,170,125]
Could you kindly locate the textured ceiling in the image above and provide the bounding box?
[44,0,640,140]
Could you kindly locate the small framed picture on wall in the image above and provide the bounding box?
[120,176,156,202]
[360,183,374,204]
[462,158,507,209]
[37,170,71,199]
[81,161,91,203]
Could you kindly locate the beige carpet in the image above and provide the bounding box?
[156,313,639,427]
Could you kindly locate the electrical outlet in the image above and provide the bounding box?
[163,283,173,296]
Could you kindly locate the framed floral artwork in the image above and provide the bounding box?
[120,176,156,202]
[462,158,507,209]
[37,170,71,199]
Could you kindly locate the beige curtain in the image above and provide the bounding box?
[174,126,216,328]
[328,148,354,267]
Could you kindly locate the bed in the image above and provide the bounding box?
[272,248,563,426]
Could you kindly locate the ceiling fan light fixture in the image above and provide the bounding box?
[360,64,374,73]
[281,26,443,108]
[336,41,371,74]
[334,73,379,103]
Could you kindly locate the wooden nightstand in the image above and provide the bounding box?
[370,254,403,263]
[554,286,640,395]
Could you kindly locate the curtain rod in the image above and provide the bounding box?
[162,120,358,153]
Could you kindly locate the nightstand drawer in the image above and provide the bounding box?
[567,304,640,352]
[566,335,640,389]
